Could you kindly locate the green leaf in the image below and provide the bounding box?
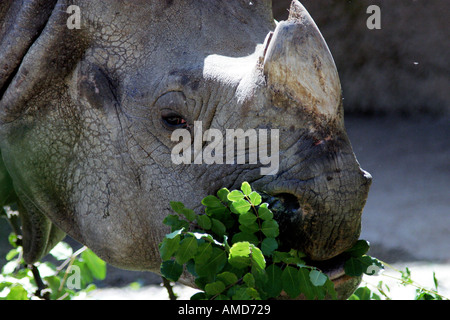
[230,199,251,214]
[228,242,251,269]
[261,237,278,256]
[166,228,184,239]
[202,195,223,208]
[175,236,198,265]
[217,188,230,202]
[363,256,384,276]
[49,242,73,261]
[160,235,181,261]
[243,273,255,287]
[231,232,259,246]
[205,281,226,296]
[246,287,260,299]
[160,260,183,282]
[238,211,257,226]
[82,249,106,280]
[345,255,382,277]
[217,272,238,286]
[231,286,252,300]
[227,190,245,202]
[344,257,364,276]
[261,220,279,238]
[265,264,283,298]
[181,208,196,222]
[190,292,207,300]
[248,192,262,206]
[309,269,327,287]
[258,203,273,221]
[346,240,370,257]
[272,250,304,265]
[351,286,372,300]
[6,285,28,300]
[297,268,316,300]
[5,248,19,261]
[72,260,93,287]
[187,232,224,248]
[211,218,226,238]
[433,271,439,291]
[170,201,185,214]
[289,249,307,259]
[282,266,301,298]
[8,233,19,248]
[163,214,189,231]
[325,278,338,300]
[195,247,227,280]
[196,215,212,230]
[239,222,259,234]
[195,242,212,265]
[241,182,252,196]
[205,205,227,217]
[186,259,198,277]
[250,244,266,271]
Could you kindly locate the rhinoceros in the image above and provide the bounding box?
[0,0,371,299]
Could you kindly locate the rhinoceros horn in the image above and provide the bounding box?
[263,1,342,121]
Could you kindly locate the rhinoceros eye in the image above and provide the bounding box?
[162,113,188,130]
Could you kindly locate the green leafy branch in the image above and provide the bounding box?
[350,262,449,300]
[1,206,107,300]
[159,181,360,300]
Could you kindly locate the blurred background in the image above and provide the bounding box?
[1,0,449,299]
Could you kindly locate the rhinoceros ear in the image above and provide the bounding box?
[0,0,57,103]
[0,1,58,88]
[0,0,88,123]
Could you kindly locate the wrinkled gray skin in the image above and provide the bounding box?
[0,0,371,298]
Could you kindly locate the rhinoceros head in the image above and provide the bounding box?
[0,0,371,298]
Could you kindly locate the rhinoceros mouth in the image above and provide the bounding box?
[306,254,361,299]
[261,192,362,298]
[305,252,348,283]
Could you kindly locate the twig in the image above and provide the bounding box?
[29,264,50,300]
[162,277,178,300]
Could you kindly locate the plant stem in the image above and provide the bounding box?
[162,277,177,300]
[371,259,449,300]
[29,264,49,300]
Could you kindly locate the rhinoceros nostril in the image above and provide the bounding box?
[261,192,300,215]
[273,193,300,213]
